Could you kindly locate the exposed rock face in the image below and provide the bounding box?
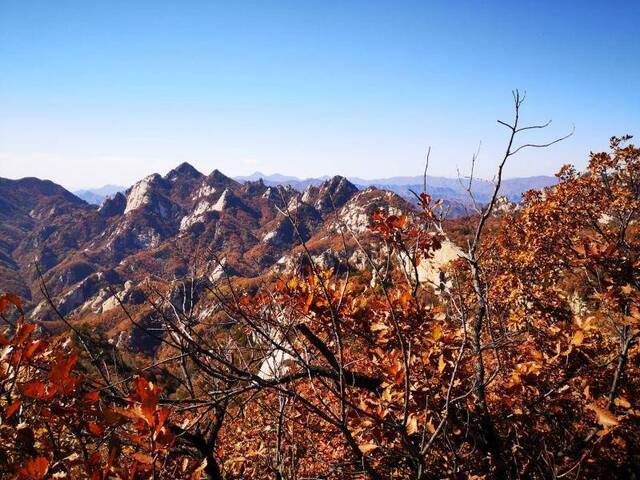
[301,176,359,214]
[405,239,464,290]
[0,165,415,329]
[99,192,127,217]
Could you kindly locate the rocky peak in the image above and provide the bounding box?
[123,174,170,215]
[208,169,239,188]
[165,162,203,182]
[314,176,359,214]
[241,178,267,197]
[99,192,127,217]
[213,188,239,211]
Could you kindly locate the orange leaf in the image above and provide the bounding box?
[614,397,631,409]
[438,354,446,373]
[133,452,154,465]
[432,325,442,341]
[571,330,584,346]
[589,404,619,428]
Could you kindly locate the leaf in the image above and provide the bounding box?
[438,354,446,373]
[133,452,154,465]
[359,442,379,455]
[18,456,49,480]
[24,340,45,360]
[84,391,100,404]
[370,321,388,333]
[589,404,619,428]
[571,330,584,346]
[134,376,161,424]
[191,458,208,479]
[614,397,631,409]
[22,381,47,399]
[87,422,105,436]
[0,293,21,314]
[14,323,36,346]
[4,400,21,419]
[432,325,442,341]
[406,414,419,435]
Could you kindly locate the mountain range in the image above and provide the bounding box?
[1,163,551,351]
[74,172,557,206]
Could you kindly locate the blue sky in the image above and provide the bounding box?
[1,1,638,189]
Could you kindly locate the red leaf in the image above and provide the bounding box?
[24,340,45,360]
[0,293,21,314]
[84,390,100,404]
[133,376,161,425]
[22,381,47,399]
[18,456,49,480]
[87,421,105,436]
[4,400,21,419]
[14,323,36,345]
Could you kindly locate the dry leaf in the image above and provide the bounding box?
[589,404,619,428]
[571,330,584,346]
[438,354,446,373]
[614,397,631,409]
[359,442,379,454]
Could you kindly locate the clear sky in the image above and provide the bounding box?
[1,1,638,190]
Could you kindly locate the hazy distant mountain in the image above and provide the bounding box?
[74,185,126,205]
[235,173,558,204]
[234,172,330,191]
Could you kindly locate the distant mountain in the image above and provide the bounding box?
[234,172,330,191]
[234,173,558,206]
[74,185,126,205]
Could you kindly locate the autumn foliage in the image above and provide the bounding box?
[1,135,640,479]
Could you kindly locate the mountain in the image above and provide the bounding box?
[0,165,419,349]
[74,185,126,205]
[0,163,549,352]
[234,173,558,206]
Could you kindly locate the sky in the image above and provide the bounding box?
[1,1,639,190]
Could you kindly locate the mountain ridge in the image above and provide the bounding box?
[71,168,557,205]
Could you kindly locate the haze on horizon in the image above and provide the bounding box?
[1,1,638,190]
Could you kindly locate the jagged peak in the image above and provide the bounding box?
[98,191,126,217]
[208,169,236,184]
[165,162,203,181]
[241,178,267,197]
[123,174,168,215]
[320,175,357,192]
[311,176,358,214]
